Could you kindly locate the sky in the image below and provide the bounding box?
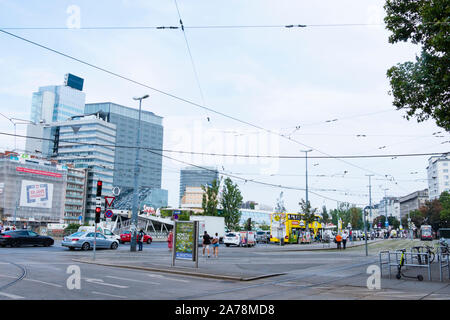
[0,0,448,212]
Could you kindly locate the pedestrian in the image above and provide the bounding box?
[138,229,144,251]
[168,230,173,252]
[342,231,348,250]
[0,223,3,234]
[202,231,212,258]
[212,232,219,258]
[335,233,342,250]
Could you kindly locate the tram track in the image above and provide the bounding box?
[0,262,27,292]
[177,259,378,300]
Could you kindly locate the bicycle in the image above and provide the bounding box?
[396,249,424,281]
[411,245,435,265]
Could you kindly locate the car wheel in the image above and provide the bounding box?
[81,242,90,251]
[147,239,152,244]
[119,240,124,244]
[69,247,75,251]
[110,242,118,250]
[44,240,52,247]
[11,240,20,248]
[226,244,230,247]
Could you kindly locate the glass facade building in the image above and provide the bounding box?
[179,166,219,206]
[85,102,163,190]
[50,115,117,224]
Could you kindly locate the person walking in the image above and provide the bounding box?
[167,230,173,252]
[212,233,219,258]
[342,231,348,250]
[202,231,212,258]
[335,233,342,250]
[138,229,145,251]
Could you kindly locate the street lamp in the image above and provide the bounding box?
[130,94,149,252]
[301,149,313,206]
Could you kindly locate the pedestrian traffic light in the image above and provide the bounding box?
[96,180,102,197]
[95,206,101,224]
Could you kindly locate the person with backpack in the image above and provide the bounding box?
[138,229,145,251]
[202,231,212,258]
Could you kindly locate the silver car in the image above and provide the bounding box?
[62,232,119,251]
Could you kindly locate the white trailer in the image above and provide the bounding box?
[190,215,226,242]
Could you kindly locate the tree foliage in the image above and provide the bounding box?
[299,199,317,232]
[220,177,243,231]
[384,0,450,131]
[201,178,221,216]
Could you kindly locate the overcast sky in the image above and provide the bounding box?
[0,0,448,211]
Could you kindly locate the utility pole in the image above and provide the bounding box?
[130,94,149,252]
[301,149,313,205]
[365,175,374,257]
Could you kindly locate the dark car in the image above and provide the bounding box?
[0,229,54,248]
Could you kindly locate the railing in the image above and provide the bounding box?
[379,247,448,282]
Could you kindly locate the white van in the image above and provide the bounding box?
[77,226,120,242]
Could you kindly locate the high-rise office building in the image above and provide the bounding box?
[179,166,219,206]
[29,114,117,224]
[427,154,450,200]
[84,102,163,190]
[26,74,86,156]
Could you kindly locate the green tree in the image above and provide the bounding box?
[201,178,221,216]
[388,216,401,229]
[419,199,444,231]
[299,199,317,233]
[321,205,329,223]
[350,207,363,230]
[221,177,243,231]
[259,221,270,231]
[439,191,450,227]
[384,0,450,131]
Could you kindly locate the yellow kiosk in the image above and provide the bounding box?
[270,213,323,244]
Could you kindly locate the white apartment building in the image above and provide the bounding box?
[427,153,450,200]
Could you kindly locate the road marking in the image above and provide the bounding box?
[91,291,127,299]
[0,292,25,299]
[146,274,190,283]
[84,278,129,288]
[0,275,62,288]
[106,275,160,285]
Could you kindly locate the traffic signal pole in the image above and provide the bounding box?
[94,181,102,261]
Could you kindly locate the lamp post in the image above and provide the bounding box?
[130,94,149,252]
[301,149,313,206]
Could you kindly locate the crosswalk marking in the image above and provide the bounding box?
[0,292,25,299]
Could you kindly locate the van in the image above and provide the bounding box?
[77,226,120,242]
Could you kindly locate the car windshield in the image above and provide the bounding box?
[226,233,235,237]
[257,231,265,235]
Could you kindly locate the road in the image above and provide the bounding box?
[0,240,449,300]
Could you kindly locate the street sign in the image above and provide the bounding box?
[385,220,389,227]
[104,196,115,208]
[105,209,113,219]
[173,210,180,221]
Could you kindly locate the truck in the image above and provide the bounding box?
[189,215,226,244]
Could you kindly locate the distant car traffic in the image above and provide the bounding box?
[119,230,152,244]
[62,232,119,251]
[0,230,54,248]
[224,232,240,247]
[256,231,270,243]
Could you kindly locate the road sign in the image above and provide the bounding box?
[385,220,389,227]
[173,210,180,220]
[105,209,113,219]
[104,196,115,208]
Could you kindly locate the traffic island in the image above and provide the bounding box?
[72,258,285,281]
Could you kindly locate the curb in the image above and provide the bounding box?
[72,259,285,281]
[267,240,384,252]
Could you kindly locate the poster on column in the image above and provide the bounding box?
[20,180,53,209]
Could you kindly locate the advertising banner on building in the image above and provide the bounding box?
[19,180,54,209]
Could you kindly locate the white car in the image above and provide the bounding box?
[224,232,240,247]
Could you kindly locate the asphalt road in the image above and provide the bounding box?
[1,240,449,300]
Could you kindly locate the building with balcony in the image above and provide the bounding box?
[427,153,450,200]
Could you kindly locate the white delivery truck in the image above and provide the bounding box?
[190,215,226,243]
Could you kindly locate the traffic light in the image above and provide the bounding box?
[95,206,101,224]
[96,180,102,197]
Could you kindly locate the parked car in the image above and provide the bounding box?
[119,230,152,244]
[256,231,270,243]
[62,232,119,251]
[224,232,240,247]
[0,229,54,248]
[77,225,120,242]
